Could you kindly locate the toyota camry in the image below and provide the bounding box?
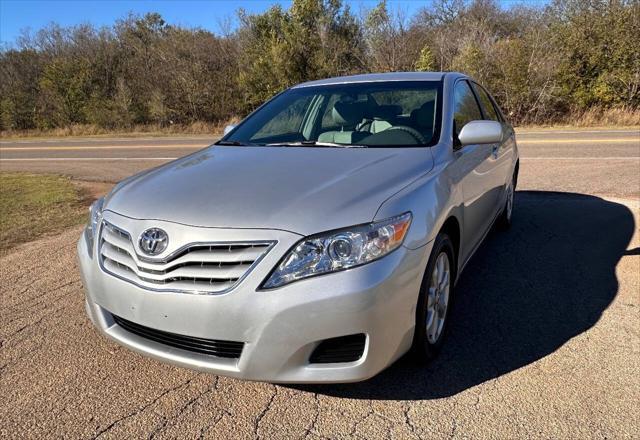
[78,72,519,383]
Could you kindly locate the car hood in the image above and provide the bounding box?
[105,146,433,235]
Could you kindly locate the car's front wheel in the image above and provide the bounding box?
[412,233,455,362]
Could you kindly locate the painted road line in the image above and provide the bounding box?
[0,129,636,141]
[0,144,206,151]
[2,156,639,162]
[0,137,216,144]
[520,157,640,160]
[516,129,639,135]
[1,138,638,150]
[517,138,639,144]
[0,157,178,161]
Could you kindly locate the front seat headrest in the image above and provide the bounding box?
[371,105,402,120]
[333,101,368,126]
[411,99,435,130]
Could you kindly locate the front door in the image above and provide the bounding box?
[451,80,502,263]
[471,82,515,212]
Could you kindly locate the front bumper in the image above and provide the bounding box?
[78,212,431,383]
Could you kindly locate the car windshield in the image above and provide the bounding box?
[222,81,442,148]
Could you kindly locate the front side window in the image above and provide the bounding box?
[224,81,442,148]
[471,83,500,122]
[453,80,483,138]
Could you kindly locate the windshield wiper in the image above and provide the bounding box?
[266,141,366,148]
[216,140,264,146]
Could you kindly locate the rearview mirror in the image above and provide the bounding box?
[458,120,502,146]
[223,124,237,135]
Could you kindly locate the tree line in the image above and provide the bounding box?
[1,0,638,132]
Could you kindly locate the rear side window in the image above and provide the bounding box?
[471,83,500,122]
[453,81,483,138]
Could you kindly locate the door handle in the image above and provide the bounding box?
[491,144,499,158]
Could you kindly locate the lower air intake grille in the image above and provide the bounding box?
[112,314,244,359]
[309,333,366,364]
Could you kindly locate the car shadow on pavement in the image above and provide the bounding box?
[293,190,635,400]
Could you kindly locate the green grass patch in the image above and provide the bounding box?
[0,173,88,255]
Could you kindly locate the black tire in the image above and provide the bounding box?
[496,171,517,231]
[411,233,455,363]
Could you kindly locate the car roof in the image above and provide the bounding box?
[292,72,465,88]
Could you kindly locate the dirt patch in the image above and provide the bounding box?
[72,180,114,204]
[0,173,112,256]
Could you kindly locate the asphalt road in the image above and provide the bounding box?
[1,128,639,198]
[1,128,639,439]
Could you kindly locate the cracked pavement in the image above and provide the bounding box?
[1,130,639,438]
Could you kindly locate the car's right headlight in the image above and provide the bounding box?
[84,197,104,257]
[261,212,412,289]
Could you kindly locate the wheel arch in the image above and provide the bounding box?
[439,215,461,280]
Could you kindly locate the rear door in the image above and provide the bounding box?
[451,80,501,261]
[470,82,515,212]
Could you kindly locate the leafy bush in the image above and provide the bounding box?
[0,0,638,129]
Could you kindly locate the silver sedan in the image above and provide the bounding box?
[78,72,519,383]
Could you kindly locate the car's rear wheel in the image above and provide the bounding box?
[496,172,516,230]
[412,233,455,362]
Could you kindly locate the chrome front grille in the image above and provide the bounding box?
[98,221,273,294]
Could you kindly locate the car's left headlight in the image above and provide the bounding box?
[84,197,104,257]
[262,212,412,289]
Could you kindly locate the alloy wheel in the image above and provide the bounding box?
[506,181,514,221]
[426,252,450,344]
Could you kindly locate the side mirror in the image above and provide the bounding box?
[458,120,502,146]
[223,124,237,135]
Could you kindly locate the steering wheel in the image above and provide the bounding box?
[386,126,427,144]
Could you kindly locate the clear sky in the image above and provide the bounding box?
[0,0,546,46]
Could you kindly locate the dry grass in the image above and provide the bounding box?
[0,119,240,140]
[518,107,640,129]
[570,107,640,127]
[1,110,637,138]
[0,173,92,255]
